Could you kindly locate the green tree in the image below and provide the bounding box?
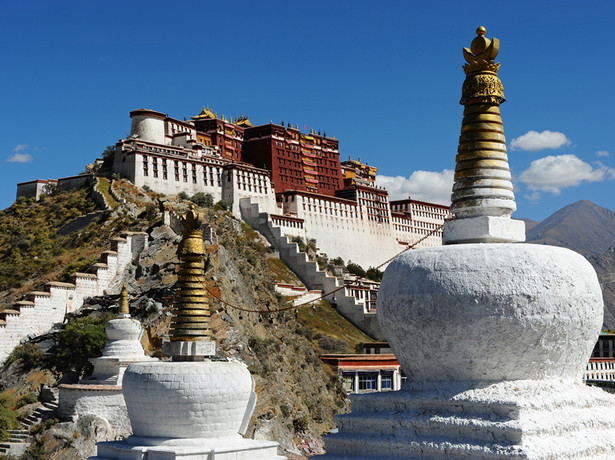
[51,313,114,378]
[346,261,365,278]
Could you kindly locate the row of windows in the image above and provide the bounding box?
[142,157,221,186]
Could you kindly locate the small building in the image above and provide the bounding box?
[584,357,615,382]
[321,354,402,393]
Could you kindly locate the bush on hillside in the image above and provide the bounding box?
[345,261,365,278]
[189,192,214,207]
[365,267,383,282]
[6,343,45,370]
[214,200,228,211]
[51,313,114,379]
[0,393,18,442]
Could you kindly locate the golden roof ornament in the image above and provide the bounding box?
[460,26,505,105]
[119,283,130,317]
[191,105,216,120]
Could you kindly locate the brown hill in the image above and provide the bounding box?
[525,200,615,258]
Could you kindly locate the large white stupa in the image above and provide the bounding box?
[321,27,615,459]
[92,209,283,459]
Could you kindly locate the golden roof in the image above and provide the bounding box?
[191,105,216,120]
[235,114,254,127]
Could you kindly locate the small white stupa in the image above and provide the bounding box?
[92,208,283,460]
[58,284,155,434]
[321,27,615,459]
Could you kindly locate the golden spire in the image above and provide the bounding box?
[452,26,515,219]
[119,283,130,317]
[169,207,212,342]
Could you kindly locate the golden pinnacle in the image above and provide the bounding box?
[170,208,212,341]
[119,284,130,316]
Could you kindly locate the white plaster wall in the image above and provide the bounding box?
[133,153,224,201]
[130,115,166,145]
[287,194,400,269]
[0,234,148,365]
[224,167,278,216]
[58,386,130,434]
[72,276,98,308]
[95,266,110,296]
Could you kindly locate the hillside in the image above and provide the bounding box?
[0,180,373,458]
[525,200,615,258]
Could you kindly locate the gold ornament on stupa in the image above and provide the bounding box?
[119,283,130,317]
[169,207,212,342]
[452,26,516,219]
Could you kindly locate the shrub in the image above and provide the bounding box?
[365,267,383,282]
[51,313,114,378]
[331,257,344,266]
[318,336,348,353]
[6,343,45,370]
[177,191,188,201]
[0,393,18,442]
[189,192,214,207]
[14,392,38,409]
[292,414,309,433]
[213,200,228,211]
[346,261,365,278]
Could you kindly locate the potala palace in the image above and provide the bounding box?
[109,107,451,269]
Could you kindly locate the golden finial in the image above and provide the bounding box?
[170,208,212,342]
[463,26,500,72]
[119,283,130,317]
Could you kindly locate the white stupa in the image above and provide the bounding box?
[321,27,615,459]
[92,209,283,459]
[58,284,155,434]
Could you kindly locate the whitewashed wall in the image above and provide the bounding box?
[0,232,148,364]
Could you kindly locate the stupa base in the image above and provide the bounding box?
[321,379,615,459]
[92,434,284,459]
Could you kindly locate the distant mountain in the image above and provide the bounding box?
[520,218,539,233]
[591,247,615,330]
[525,200,615,258]
[521,200,615,330]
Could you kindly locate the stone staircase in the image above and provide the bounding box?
[0,231,149,365]
[240,198,384,339]
[0,392,59,457]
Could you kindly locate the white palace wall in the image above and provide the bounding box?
[281,194,402,270]
[0,232,148,365]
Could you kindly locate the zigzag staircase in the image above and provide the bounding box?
[239,198,384,340]
[0,232,148,365]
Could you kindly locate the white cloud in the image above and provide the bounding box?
[597,150,609,158]
[6,153,33,163]
[518,154,615,195]
[376,169,454,205]
[510,130,571,151]
[13,144,30,152]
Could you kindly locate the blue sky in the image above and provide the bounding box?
[2,1,614,221]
